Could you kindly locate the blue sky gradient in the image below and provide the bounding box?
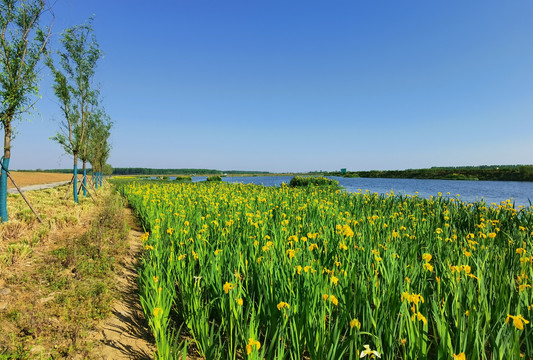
[11,0,533,172]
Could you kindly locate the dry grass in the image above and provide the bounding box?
[0,185,94,274]
[0,184,132,358]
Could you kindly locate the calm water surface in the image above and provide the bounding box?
[191,176,533,207]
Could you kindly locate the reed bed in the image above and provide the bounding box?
[118,181,533,360]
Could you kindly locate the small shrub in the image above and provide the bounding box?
[206,175,222,182]
[289,176,339,188]
[173,176,192,182]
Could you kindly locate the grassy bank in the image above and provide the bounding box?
[0,185,130,358]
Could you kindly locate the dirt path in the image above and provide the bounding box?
[90,208,155,359]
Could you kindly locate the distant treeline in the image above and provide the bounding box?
[327,165,533,182]
[18,168,270,175]
[111,168,270,175]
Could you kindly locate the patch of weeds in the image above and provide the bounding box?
[32,225,50,246]
[7,309,22,323]
[50,275,71,292]
[0,340,30,360]
[51,247,68,261]
[0,242,33,274]
[14,208,35,223]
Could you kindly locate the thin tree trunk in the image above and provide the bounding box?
[0,122,12,222]
[73,154,79,204]
[88,170,97,192]
[82,160,87,197]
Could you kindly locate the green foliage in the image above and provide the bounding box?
[86,107,112,173]
[443,173,479,181]
[0,0,51,221]
[47,18,101,170]
[102,163,113,175]
[206,175,222,182]
[173,175,192,182]
[329,165,533,182]
[111,168,269,175]
[47,18,104,202]
[289,176,339,187]
[0,0,51,127]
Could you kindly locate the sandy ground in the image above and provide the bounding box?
[7,172,74,189]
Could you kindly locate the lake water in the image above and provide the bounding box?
[188,175,533,207]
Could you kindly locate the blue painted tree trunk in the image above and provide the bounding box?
[73,163,79,204]
[99,172,103,187]
[83,168,87,197]
[0,157,10,222]
[94,171,98,189]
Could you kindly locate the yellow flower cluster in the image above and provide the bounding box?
[277,301,290,311]
[322,294,339,306]
[246,338,261,354]
[422,253,433,272]
[450,264,471,274]
[505,314,529,330]
[223,281,236,294]
[401,292,424,306]
[350,318,361,329]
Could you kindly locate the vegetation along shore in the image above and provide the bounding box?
[327,165,533,182]
[22,164,533,182]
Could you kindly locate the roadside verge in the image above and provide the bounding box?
[0,185,154,358]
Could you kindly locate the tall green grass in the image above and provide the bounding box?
[119,182,533,359]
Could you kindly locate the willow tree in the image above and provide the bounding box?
[87,107,111,189]
[79,108,99,195]
[47,19,100,203]
[0,0,52,222]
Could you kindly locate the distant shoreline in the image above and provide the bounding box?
[15,165,533,182]
[325,165,533,182]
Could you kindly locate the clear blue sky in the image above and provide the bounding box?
[11,0,533,172]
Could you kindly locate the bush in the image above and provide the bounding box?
[173,176,192,182]
[206,175,222,182]
[289,176,339,187]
